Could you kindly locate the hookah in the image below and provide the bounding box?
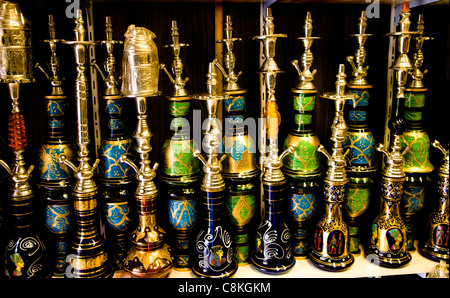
[251,7,295,274]
[343,11,377,255]
[364,3,414,267]
[418,140,449,262]
[159,20,201,271]
[308,64,357,271]
[92,16,136,271]
[282,11,323,259]
[214,15,260,265]
[35,14,75,276]
[400,14,434,251]
[191,62,238,278]
[119,24,175,278]
[58,9,114,278]
[0,0,51,278]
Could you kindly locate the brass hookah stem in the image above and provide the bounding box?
[254,7,292,176]
[193,62,227,191]
[91,16,122,96]
[120,96,158,196]
[387,2,416,104]
[346,11,373,87]
[291,11,319,90]
[318,64,357,186]
[35,14,64,96]
[0,83,34,199]
[60,10,99,194]
[408,14,432,89]
[160,20,189,97]
[214,15,242,91]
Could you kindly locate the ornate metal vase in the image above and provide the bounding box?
[308,65,356,271]
[0,1,51,279]
[343,11,376,255]
[215,15,259,265]
[282,12,322,259]
[120,24,175,278]
[59,10,113,278]
[159,21,201,271]
[418,140,449,262]
[93,16,136,271]
[191,62,238,278]
[35,15,75,277]
[251,8,295,274]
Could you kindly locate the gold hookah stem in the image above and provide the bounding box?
[291,11,319,90]
[254,8,292,181]
[318,64,357,184]
[160,20,189,97]
[91,16,122,96]
[346,11,373,86]
[60,10,99,193]
[35,14,64,96]
[214,15,243,91]
[408,14,433,89]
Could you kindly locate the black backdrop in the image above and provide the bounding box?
[0,0,448,258]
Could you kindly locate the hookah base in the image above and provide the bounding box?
[364,245,412,268]
[192,260,238,278]
[308,250,354,272]
[66,261,114,278]
[418,241,449,263]
[250,255,295,275]
[123,244,176,278]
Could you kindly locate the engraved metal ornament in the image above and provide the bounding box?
[121,25,160,98]
[0,1,33,83]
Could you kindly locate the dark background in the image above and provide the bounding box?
[0,0,448,272]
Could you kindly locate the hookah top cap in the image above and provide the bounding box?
[121,24,160,98]
[0,0,33,83]
[433,140,449,176]
[376,136,408,179]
